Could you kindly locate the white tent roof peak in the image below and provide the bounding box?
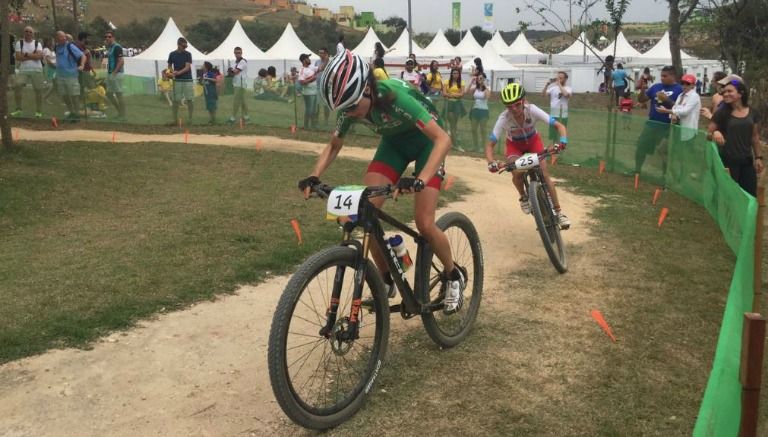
[639,31,695,60]
[599,31,642,58]
[464,43,517,72]
[388,28,427,58]
[508,32,544,56]
[454,31,483,58]
[265,22,318,60]
[487,31,513,56]
[207,20,266,61]
[557,32,599,57]
[351,27,386,57]
[423,29,457,58]
[134,17,208,61]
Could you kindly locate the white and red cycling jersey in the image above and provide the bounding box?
[489,103,556,157]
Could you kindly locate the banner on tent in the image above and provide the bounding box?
[452,2,461,30]
[483,3,494,31]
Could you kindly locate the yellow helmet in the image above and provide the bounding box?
[500,83,526,104]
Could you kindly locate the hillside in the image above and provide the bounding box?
[85,0,268,29]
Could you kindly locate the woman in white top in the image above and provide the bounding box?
[657,73,701,142]
[467,74,490,151]
[541,71,572,145]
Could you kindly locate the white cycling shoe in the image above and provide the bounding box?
[520,197,531,215]
[557,211,571,230]
[443,266,467,315]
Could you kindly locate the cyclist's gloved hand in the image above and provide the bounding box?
[395,177,425,193]
[298,176,321,198]
[488,161,500,173]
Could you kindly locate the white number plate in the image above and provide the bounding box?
[326,185,366,221]
[514,153,540,170]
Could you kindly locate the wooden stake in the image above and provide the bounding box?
[754,186,765,313]
[740,313,766,437]
[51,117,58,128]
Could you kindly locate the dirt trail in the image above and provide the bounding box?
[0,129,594,436]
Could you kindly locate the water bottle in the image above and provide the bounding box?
[388,235,412,272]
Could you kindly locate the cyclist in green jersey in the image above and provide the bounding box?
[297,50,467,314]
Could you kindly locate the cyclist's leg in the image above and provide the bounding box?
[505,139,527,199]
[541,160,561,210]
[414,185,454,272]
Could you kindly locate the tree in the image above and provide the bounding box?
[518,0,605,62]
[1,0,26,152]
[666,0,699,78]
[469,26,492,47]
[605,0,630,59]
[444,29,461,45]
[72,0,79,35]
[185,18,234,53]
[381,16,407,35]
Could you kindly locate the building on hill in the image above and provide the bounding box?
[357,11,376,28]
[314,7,332,20]
[296,3,312,16]
[339,6,355,20]
[251,0,289,7]
[334,13,353,28]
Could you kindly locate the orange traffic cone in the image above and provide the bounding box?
[291,219,303,245]
[598,160,606,175]
[634,173,639,191]
[591,309,617,343]
[652,188,662,205]
[657,207,669,228]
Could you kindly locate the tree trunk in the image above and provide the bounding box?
[0,0,14,151]
[72,0,79,35]
[50,0,58,30]
[668,0,683,79]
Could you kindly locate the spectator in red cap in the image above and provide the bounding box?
[657,73,701,142]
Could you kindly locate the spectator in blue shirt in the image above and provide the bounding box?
[611,63,632,106]
[634,65,683,175]
[54,30,85,121]
[167,37,194,124]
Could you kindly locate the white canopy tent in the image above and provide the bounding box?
[207,20,267,66]
[553,32,600,63]
[351,27,386,58]
[454,31,483,58]
[125,17,209,78]
[599,31,642,61]
[638,31,695,61]
[506,32,545,64]
[487,31,513,56]
[463,43,519,90]
[422,29,457,59]
[265,23,318,61]
[388,28,427,59]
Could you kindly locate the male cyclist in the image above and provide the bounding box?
[485,83,571,229]
[297,50,467,314]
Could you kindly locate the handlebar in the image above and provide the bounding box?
[497,146,563,174]
[309,183,396,199]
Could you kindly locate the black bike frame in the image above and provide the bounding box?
[319,192,442,341]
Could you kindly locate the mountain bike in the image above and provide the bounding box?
[498,148,567,273]
[267,183,484,430]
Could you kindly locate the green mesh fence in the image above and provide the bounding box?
[10,74,758,434]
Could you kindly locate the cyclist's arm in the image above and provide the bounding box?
[416,120,451,183]
[310,135,344,177]
[486,114,505,163]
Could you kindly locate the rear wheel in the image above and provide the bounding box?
[529,180,568,273]
[420,212,484,348]
[268,246,390,430]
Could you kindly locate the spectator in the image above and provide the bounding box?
[298,53,318,129]
[708,79,763,195]
[408,53,421,73]
[401,59,421,87]
[74,31,95,91]
[442,67,466,151]
[266,66,286,99]
[314,47,331,125]
[467,73,490,151]
[611,63,632,106]
[373,41,394,62]
[619,90,634,130]
[695,77,702,95]
[471,57,484,79]
[701,72,741,120]
[253,68,268,98]
[424,60,443,99]
[542,71,572,145]
[167,37,194,124]
[708,71,726,97]
[657,73,701,143]
[12,26,45,118]
[599,55,614,94]
[104,30,126,120]
[636,67,654,109]
[41,37,56,102]
[372,57,389,81]
[449,56,462,70]
[201,61,217,125]
[53,30,85,122]
[336,34,345,55]
[702,73,709,96]
[634,65,683,175]
[228,46,248,123]
[284,66,298,102]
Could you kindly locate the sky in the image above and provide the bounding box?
[309,0,668,33]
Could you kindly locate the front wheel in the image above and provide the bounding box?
[420,212,484,348]
[268,246,390,430]
[529,180,568,273]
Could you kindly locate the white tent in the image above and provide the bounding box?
[207,20,267,63]
[351,27,386,58]
[125,17,208,77]
[388,28,427,58]
[265,23,318,61]
[599,31,642,60]
[463,43,519,90]
[554,32,600,62]
[638,31,695,61]
[423,29,457,58]
[506,32,545,64]
[487,31,513,56]
[454,31,483,58]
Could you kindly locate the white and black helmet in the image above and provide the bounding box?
[319,50,370,111]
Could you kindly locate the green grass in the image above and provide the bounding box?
[0,141,466,363]
[311,165,762,436]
